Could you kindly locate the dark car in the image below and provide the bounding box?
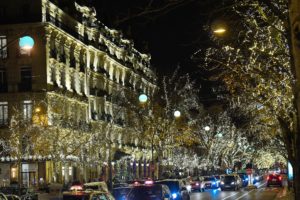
[238,174,248,187]
[155,179,190,200]
[125,184,171,200]
[267,174,282,187]
[112,186,132,200]
[220,175,242,191]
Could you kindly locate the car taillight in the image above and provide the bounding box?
[279,176,282,181]
[267,176,270,180]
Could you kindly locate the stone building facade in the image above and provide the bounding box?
[0,0,157,186]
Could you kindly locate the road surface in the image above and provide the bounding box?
[190,182,283,200]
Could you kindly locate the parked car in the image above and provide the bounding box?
[267,174,282,187]
[220,175,242,191]
[155,179,190,200]
[202,176,219,189]
[124,184,171,200]
[112,186,132,200]
[189,177,204,192]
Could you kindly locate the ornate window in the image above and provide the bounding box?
[0,36,7,59]
[22,100,32,121]
[0,102,8,126]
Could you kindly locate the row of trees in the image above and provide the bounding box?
[190,0,300,197]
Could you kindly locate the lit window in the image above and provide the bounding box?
[0,36,7,59]
[69,167,72,176]
[0,102,8,125]
[62,166,65,176]
[23,100,32,120]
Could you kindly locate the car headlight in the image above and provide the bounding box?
[231,182,235,185]
[187,185,191,190]
[196,182,199,186]
[220,181,224,185]
[255,177,259,180]
[172,193,177,199]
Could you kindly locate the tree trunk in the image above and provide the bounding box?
[289,0,300,199]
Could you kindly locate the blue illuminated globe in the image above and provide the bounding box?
[19,36,34,50]
[139,94,148,103]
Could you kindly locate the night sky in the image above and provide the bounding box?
[83,0,228,104]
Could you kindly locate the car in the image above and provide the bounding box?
[253,173,263,183]
[202,176,219,189]
[83,182,109,192]
[267,174,282,187]
[214,175,221,185]
[237,174,249,187]
[63,190,115,200]
[180,178,191,193]
[124,184,172,200]
[189,177,204,192]
[112,186,132,200]
[155,179,190,200]
[220,175,242,191]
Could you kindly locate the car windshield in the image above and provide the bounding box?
[204,177,215,181]
[223,176,235,181]
[155,181,179,192]
[127,186,162,200]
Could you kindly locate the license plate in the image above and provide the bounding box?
[272,179,277,181]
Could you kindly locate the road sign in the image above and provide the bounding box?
[246,168,252,175]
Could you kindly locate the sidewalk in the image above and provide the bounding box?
[275,186,294,200]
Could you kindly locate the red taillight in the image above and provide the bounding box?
[279,176,282,181]
[267,176,270,180]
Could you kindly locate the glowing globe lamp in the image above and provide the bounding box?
[204,126,210,131]
[139,94,148,103]
[174,110,181,118]
[19,36,34,50]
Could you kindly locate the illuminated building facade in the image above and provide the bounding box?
[0,0,156,186]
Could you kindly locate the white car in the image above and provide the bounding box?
[202,176,219,189]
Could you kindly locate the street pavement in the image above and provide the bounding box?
[190,182,287,200]
[37,181,293,200]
